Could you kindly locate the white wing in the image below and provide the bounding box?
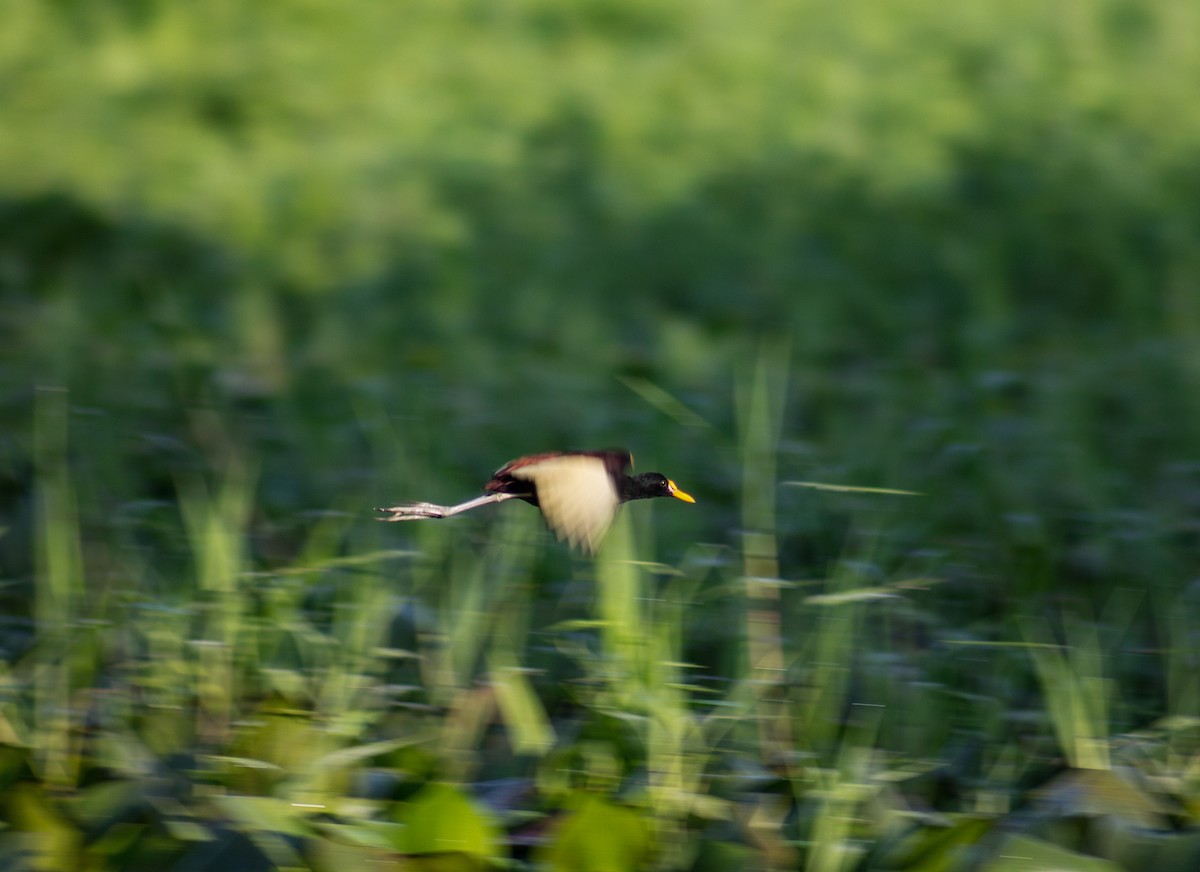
[511,455,620,552]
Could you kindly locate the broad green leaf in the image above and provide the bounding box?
[407,855,491,871]
[316,820,407,851]
[537,794,651,872]
[871,814,994,872]
[979,834,1121,872]
[136,705,193,758]
[309,831,405,871]
[395,782,504,862]
[214,795,312,838]
[72,779,142,823]
[1,783,82,870]
[222,711,320,793]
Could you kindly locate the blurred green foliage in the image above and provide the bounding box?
[3,0,1200,868]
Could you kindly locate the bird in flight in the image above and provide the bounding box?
[377,449,695,553]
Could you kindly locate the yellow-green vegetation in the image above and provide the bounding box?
[3,0,1200,869]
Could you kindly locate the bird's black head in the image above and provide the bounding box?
[622,472,696,504]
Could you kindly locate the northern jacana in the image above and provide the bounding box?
[377,449,695,552]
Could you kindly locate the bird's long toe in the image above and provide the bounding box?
[376,502,446,520]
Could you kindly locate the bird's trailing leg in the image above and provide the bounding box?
[376,491,522,522]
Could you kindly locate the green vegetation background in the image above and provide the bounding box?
[2,0,1200,869]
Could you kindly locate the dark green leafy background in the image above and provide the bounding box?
[2,0,1200,869]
